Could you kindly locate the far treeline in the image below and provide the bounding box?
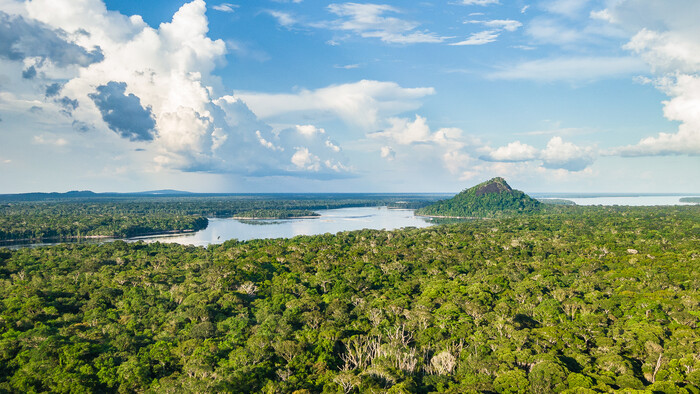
[0,195,438,242]
[0,205,699,392]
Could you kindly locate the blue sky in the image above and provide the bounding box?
[0,0,698,193]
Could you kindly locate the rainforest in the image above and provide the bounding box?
[1,198,699,393]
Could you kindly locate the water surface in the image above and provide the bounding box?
[540,195,698,206]
[137,206,433,247]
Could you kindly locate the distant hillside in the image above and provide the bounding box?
[0,189,194,202]
[416,177,542,218]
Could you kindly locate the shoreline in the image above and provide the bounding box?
[229,215,320,220]
[0,228,198,246]
[416,214,488,219]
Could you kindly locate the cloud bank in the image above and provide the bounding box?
[0,0,352,179]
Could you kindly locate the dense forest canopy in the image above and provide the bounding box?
[1,205,699,392]
[417,178,542,218]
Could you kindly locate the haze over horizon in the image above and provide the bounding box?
[1,0,699,194]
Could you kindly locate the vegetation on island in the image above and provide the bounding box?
[231,209,320,219]
[538,198,577,206]
[1,205,699,393]
[680,197,700,204]
[416,178,542,218]
[0,194,439,243]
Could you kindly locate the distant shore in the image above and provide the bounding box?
[0,229,198,245]
[230,215,320,220]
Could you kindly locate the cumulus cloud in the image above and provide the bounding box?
[231,80,435,130]
[0,11,104,68]
[481,137,596,171]
[540,137,595,171]
[291,147,321,171]
[372,115,433,145]
[603,0,700,156]
[481,141,538,162]
[296,124,325,136]
[612,75,700,156]
[380,146,395,160]
[324,3,449,44]
[0,0,351,179]
[88,81,156,141]
[370,115,475,175]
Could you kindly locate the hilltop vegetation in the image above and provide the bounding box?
[417,178,542,218]
[1,205,699,392]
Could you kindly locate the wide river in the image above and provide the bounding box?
[137,206,434,247]
[3,196,697,249]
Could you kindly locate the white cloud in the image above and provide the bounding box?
[450,30,500,46]
[370,115,474,175]
[325,139,341,152]
[33,134,68,146]
[324,3,449,44]
[372,115,432,145]
[380,145,395,160]
[590,9,615,23]
[479,137,596,172]
[521,5,530,14]
[291,147,321,171]
[541,136,595,171]
[231,80,435,130]
[482,141,538,162]
[212,3,238,13]
[267,10,297,27]
[256,130,283,151]
[612,74,700,156]
[458,0,499,5]
[602,0,700,156]
[442,150,473,176]
[624,29,700,74]
[296,124,325,136]
[488,56,646,81]
[466,19,522,32]
[0,0,350,179]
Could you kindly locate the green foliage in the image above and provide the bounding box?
[0,205,699,392]
[0,195,435,243]
[416,177,542,218]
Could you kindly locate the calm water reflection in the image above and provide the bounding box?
[138,207,434,247]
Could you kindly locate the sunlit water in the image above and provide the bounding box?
[540,196,698,206]
[136,206,434,247]
[4,197,698,249]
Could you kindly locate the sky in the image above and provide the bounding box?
[0,0,698,193]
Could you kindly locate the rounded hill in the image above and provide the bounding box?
[416,177,542,218]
